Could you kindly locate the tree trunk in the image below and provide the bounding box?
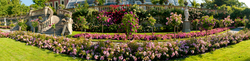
[102,22,103,33]
[33,28,35,33]
[19,26,21,31]
[174,26,176,40]
[206,30,207,41]
[54,29,56,36]
[152,26,153,33]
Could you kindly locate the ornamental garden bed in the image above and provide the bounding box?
[73,27,232,41]
[0,28,248,60]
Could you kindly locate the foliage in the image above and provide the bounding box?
[32,0,50,7]
[119,11,139,36]
[191,0,200,8]
[65,14,71,18]
[165,12,183,26]
[148,16,156,26]
[59,4,65,9]
[200,15,216,30]
[0,0,30,16]
[31,19,39,27]
[178,0,184,6]
[151,0,159,5]
[234,17,245,27]
[192,19,199,27]
[49,23,55,29]
[38,16,43,20]
[77,16,89,29]
[9,20,15,27]
[223,16,234,27]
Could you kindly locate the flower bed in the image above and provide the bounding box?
[0,29,248,60]
[74,27,232,40]
[0,26,10,29]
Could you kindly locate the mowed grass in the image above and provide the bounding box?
[172,40,250,61]
[67,31,200,37]
[0,38,82,61]
[68,30,229,43]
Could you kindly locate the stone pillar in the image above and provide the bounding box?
[182,6,191,32]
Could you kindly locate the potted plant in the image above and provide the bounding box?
[184,1,188,6]
[38,16,43,22]
[9,20,15,29]
[140,0,145,4]
[65,14,71,20]
[45,1,49,6]
[165,0,169,5]
[200,3,204,8]
[18,19,24,31]
[74,3,79,8]
[31,19,39,33]
[30,5,33,10]
[116,0,121,5]
[59,4,65,9]
[49,23,56,36]
[94,0,99,5]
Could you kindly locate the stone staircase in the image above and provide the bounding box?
[11,6,73,36]
[42,16,65,35]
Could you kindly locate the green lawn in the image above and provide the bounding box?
[70,30,229,43]
[0,38,82,61]
[173,40,250,61]
[67,31,200,37]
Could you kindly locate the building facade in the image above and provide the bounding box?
[49,0,69,9]
[48,0,191,9]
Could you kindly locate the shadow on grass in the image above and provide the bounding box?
[244,58,250,61]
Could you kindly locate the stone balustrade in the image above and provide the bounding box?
[65,4,226,13]
[57,9,72,17]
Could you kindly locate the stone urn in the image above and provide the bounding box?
[184,1,188,6]
[66,17,70,20]
[30,7,33,10]
[116,0,121,5]
[165,0,169,5]
[94,0,99,5]
[45,3,49,6]
[140,0,145,4]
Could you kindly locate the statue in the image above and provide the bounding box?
[184,6,189,21]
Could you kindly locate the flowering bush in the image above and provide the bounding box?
[200,15,216,30]
[148,16,156,33]
[77,16,88,32]
[0,28,248,60]
[192,19,200,30]
[74,27,232,40]
[97,11,111,33]
[234,17,245,27]
[38,16,43,21]
[119,11,139,36]
[165,12,183,26]
[166,12,183,39]
[31,19,39,32]
[223,16,234,27]
[49,23,56,29]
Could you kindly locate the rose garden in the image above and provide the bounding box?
[0,0,250,61]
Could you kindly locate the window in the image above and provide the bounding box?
[50,2,53,7]
[61,0,64,4]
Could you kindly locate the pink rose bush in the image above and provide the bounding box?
[0,29,248,60]
[74,27,232,40]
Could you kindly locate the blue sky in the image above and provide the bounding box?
[21,0,250,7]
[21,0,34,6]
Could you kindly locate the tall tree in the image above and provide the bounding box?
[32,0,50,7]
[178,0,184,6]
